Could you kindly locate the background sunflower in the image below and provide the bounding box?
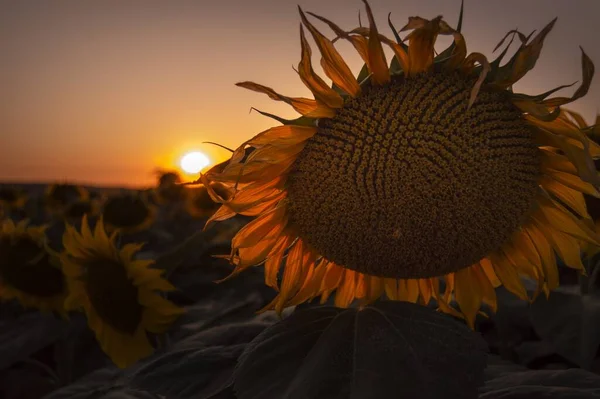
[0,219,68,315]
[0,186,27,211]
[153,170,188,205]
[44,183,89,217]
[101,192,157,234]
[60,216,184,368]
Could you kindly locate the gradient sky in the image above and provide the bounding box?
[1,0,599,188]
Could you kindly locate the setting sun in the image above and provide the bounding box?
[180,151,210,174]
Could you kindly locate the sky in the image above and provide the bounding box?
[1,0,599,188]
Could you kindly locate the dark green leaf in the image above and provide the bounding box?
[172,291,270,341]
[129,344,244,399]
[356,63,370,84]
[175,321,272,350]
[387,13,405,47]
[234,301,488,399]
[42,367,123,399]
[529,289,600,370]
[0,311,67,371]
[481,368,600,398]
[100,389,163,399]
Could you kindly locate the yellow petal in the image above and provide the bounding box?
[235,81,335,118]
[297,24,345,108]
[400,16,442,75]
[454,267,481,328]
[264,234,295,290]
[524,223,559,292]
[232,204,287,249]
[489,252,528,300]
[361,0,390,85]
[537,196,600,246]
[275,240,315,314]
[462,52,491,109]
[540,175,590,218]
[334,270,357,308]
[299,7,361,96]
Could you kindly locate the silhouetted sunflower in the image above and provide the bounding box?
[201,1,600,327]
[63,199,101,224]
[186,182,232,219]
[154,171,188,204]
[0,219,67,314]
[61,216,184,368]
[0,186,27,211]
[102,193,156,234]
[45,183,89,214]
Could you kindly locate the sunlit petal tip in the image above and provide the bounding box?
[361,0,390,85]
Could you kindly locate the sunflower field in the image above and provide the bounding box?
[3,1,600,398]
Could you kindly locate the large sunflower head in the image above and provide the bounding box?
[202,1,600,327]
[186,182,232,219]
[0,186,28,211]
[0,219,68,314]
[45,183,89,214]
[101,192,156,234]
[61,216,184,368]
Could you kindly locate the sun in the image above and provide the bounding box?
[180,151,210,174]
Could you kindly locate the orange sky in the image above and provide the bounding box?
[1,0,599,188]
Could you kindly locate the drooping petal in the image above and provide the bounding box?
[297,24,344,108]
[235,81,335,118]
[299,8,361,97]
[462,52,491,109]
[543,48,595,107]
[492,18,557,87]
[361,0,390,85]
[400,16,443,75]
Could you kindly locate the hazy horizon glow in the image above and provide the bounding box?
[1,0,599,188]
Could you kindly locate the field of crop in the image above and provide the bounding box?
[1,176,600,399]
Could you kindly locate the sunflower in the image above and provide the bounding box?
[45,183,89,214]
[154,170,188,204]
[60,216,184,368]
[200,1,600,327]
[101,192,156,234]
[0,219,68,314]
[186,182,232,219]
[63,199,101,224]
[0,186,28,211]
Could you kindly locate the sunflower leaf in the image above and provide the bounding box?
[128,344,244,399]
[481,366,600,397]
[529,289,600,370]
[233,301,488,399]
[41,367,125,399]
[387,13,405,46]
[356,63,370,83]
[0,310,67,371]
